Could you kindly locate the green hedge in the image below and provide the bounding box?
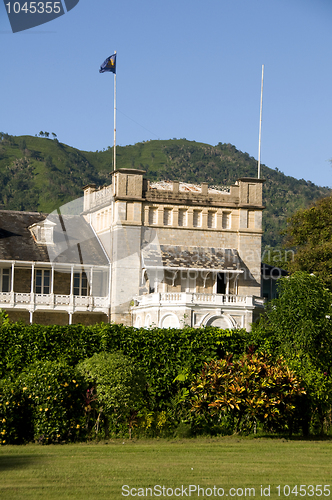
[0,322,250,411]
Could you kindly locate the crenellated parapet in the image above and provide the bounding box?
[83,169,264,212]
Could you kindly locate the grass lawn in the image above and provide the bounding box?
[0,437,331,500]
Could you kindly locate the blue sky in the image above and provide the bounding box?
[1,0,332,187]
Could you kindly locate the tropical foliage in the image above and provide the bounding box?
[0,322,249,412]
[251,272,332,434]
[1,310,331,442]
[190,352,305,435]
[284,196,332,288]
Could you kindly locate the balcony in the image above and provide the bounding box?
[0,292,109,312]
[131,292,265,330]
[133,292,264,308]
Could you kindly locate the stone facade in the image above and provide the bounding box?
[83,169,265,330]
[0,170,265,329]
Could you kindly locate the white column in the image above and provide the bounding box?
[69,266,74,317]
[30,264,35,294]
[90,267,93,296]
[30,264,35,323]
[70,266,74,295]
[10,262,14,292]
[108,263,112,322]
[10,262,15,306]
[50,264,55,308]
[30,264,35,303]
[69,312,72,325]
[89,267,93,308]
[51,265,54,294]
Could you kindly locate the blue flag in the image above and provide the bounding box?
[99,54,116,74]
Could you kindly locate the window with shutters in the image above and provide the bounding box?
[163,208,172,226]
[222,211,231,229]
[208,211,216,228]
[149,207,158,225]
[193,210,202,228]
[178,209,187,227]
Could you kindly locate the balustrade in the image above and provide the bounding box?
[0,292,108,311]
[0,292,11,304]
[16,293,31,304]
[135,292,258,307]
[91,186,112,208]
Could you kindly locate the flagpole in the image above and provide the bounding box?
[257,64,264,179]
[113,50,117,172]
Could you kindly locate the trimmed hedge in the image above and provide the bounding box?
[0,322,250,411]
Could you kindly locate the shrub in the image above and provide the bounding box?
[190,352,306,435]
[77,352,146,438]
[251,272,332,433]
[18,360,86,444]
[0,378,32,444]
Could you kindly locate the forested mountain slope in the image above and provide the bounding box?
[0,133,330,248]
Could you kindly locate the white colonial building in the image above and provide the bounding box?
[0,168,265,330]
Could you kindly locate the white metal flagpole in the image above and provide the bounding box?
[113,50,117,172]
[257,64,264,179]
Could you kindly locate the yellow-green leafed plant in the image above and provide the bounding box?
[190,352,306,435]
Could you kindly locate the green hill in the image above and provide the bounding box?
[0,133,330,249]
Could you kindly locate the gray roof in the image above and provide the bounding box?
[142,244,240,270]
[0,211,49,262]
[0,210,109,266]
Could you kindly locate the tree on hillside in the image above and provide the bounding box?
[262,245,294,269]
[45,155,57,171]
[18,138,26,151]
[284,195,332,288]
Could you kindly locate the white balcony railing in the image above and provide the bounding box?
[55,295,70,306]
[0,292,109,310]
[133,292,265,308]
[15,292,31,304]
[0,291,12,304]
